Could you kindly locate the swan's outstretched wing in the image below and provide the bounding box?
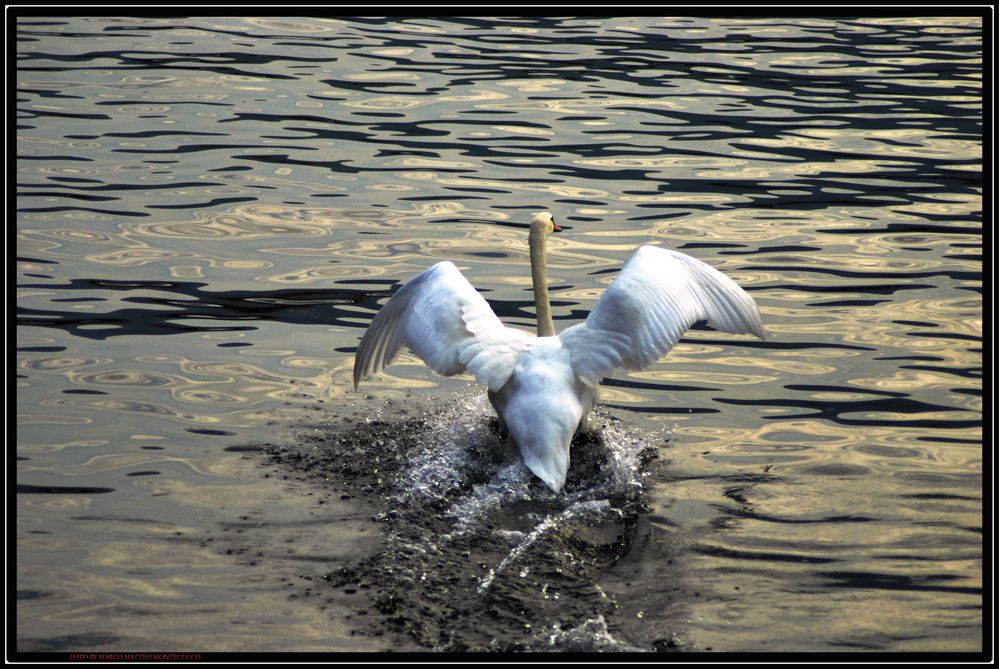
[353,261,528,391]
[560,245,764,386]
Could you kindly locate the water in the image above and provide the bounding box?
[15,15,983,654]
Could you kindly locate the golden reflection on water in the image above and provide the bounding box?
[17,451,370,651]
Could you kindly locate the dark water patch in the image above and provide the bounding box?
[17,633,127,653]
[903,493,981,501]
[18,48,315,80]
[486,159,654,182]
[16,590,51,601]
[17,256,59,264]
[223,444,269,453]
[19,179,223,193]
[819,222,982,236]
[695,544,841,565]
[263,395,679,652]
[16,305,257,339]
[145,196,257,210]
[894,320,939,328]
[681,331,874,352]
[715,501,878,525]
[768,282,937,295]
[604,403,719,415]
[110,142,310,155]
[17,108,111,121]
[15,205,150,217]
[186,428,235,436]
[717,393,977,429]
[720,244,823,255]
[916,436,983,446]
[798,463,871,477]
[899,364,981,380]
[601,377,720,393]
[16,277,383,340]
[18,154,97,162]
[17,484,115,494]
[748,266,981,282]
[909,331,981,343]
[818,571,982,597]
[876,355,944,362]
[783,383,907,398]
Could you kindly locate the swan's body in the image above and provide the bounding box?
[353,212,764,492]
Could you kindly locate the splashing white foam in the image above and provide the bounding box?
[540,614,647,652]
[313,389,673,651]
[387,387,667,541]
[390,390,505,506]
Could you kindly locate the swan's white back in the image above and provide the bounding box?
[354,243,764,492]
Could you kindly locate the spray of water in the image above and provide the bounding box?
[268,386,675,651]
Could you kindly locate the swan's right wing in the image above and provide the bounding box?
[353,261,528,391]
[561,245,764,386]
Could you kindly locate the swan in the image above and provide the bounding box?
[353,212,764,492]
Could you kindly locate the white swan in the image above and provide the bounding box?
[353,212,764,492]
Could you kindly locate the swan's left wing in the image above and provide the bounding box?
[353,261,528,391]
[560,245,764,386]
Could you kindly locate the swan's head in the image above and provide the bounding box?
[530,211,562,236]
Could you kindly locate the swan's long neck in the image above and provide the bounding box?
[529,226,556,337]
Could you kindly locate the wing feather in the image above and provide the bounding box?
[560,245,764,384]
[353,261,527,391]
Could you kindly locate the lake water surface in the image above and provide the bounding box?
[15,15,983,654]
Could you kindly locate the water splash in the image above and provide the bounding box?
[540,614,649,652]
[267,388,673,651]
[477,500,621,595]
